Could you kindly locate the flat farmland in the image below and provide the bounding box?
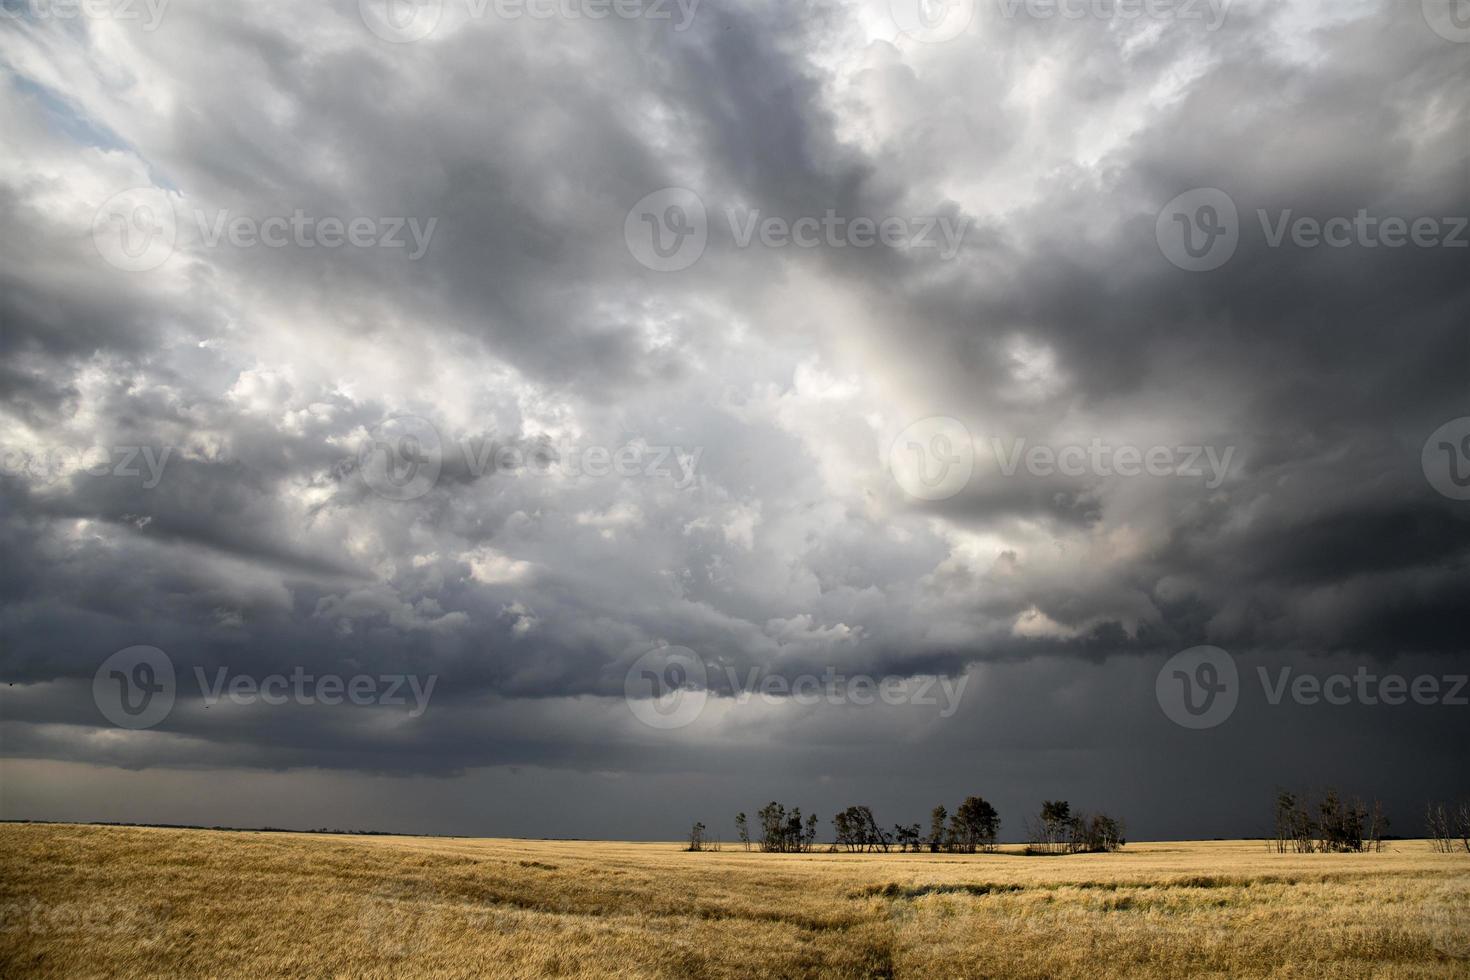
[2,823,1467,978]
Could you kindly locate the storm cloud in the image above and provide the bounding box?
[1,0,1467,839]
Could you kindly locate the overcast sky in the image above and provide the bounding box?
[2,0,1467,842]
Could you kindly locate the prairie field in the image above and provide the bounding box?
[1,823,1467,979]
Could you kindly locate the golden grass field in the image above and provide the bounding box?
[2,823,1467,978]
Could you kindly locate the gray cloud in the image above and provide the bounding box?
[1,0,1467,837]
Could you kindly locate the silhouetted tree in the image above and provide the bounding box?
[833,806,890,852]
[755,802,810,852]
[758,802,787,852]
[950,796,1001,853]
[1027,801,1124,854]
[928,805,949,853]
[686,821,707,852]
[1272,788,1390,854]
[1028,800,1072,854]
[735,812,750,851]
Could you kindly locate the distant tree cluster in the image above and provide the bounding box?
[1024,800,1125,854]
[940,797,1002,853]
[754,802,818,852]
[684,821,721,851]
[829,797,1002,853]
[1425,801,1470,853]
[1271,790,1387,853]
[700,795,1109,856]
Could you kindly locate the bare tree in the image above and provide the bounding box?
[1426,801,1470,853]
[686,821,706,852]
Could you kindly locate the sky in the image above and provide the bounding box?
[1,0,1468,843]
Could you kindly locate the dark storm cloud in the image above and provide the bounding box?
[1,0,1467,834]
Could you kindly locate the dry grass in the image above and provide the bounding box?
[2,823,1467,978]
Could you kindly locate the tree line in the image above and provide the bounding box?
[688,791,1470,854]
[688,798,1125,854]
[1271,789,1389,853]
